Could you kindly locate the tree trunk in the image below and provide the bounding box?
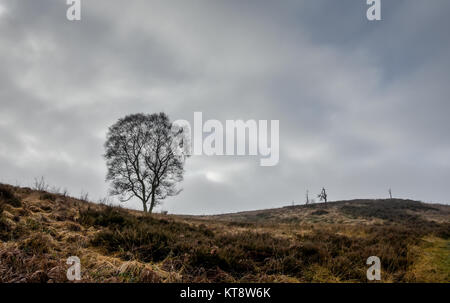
[142,200,148,212]
[149,191,156,214]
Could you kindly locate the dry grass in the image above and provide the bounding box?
[0,184,449,283]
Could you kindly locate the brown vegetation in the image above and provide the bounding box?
[0,184,449,283]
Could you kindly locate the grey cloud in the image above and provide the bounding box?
[0,0,449,214]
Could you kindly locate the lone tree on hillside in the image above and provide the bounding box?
[318,187,328,203]
[104,113,187,213]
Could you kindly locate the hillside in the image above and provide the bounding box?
[1,184,449,283]
[200,199,450,225]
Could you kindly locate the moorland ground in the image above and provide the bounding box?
[0,184,449,282]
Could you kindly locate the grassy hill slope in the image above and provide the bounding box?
[1,184,449,283]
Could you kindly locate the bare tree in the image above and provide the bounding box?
[80,191,89,202]
[306,190,310,205]
[61,188,69,198]
[389,188,393,199]
[318,187,328,203]
[33,176,49,191]
[104,113,186,213]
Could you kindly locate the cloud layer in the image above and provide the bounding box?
[1,0,449,214]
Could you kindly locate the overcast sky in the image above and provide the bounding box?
[0,0,449,214]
